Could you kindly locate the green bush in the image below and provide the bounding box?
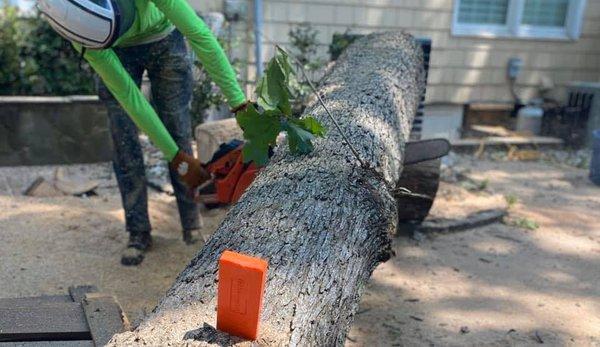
[287,23,326,115]
[329,32,364,61]
[190,19,243,129]
[0,3,22,94]
[190,59,229,128]
[0,3,95,95]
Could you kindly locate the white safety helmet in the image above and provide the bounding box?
[37,0,135,49]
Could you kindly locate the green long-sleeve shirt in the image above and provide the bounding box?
[75,0,246,161]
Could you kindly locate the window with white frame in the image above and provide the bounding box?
[452,0,587,40]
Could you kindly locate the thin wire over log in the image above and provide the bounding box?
[276,44,368,169]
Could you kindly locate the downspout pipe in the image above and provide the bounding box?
[254,0,264,78]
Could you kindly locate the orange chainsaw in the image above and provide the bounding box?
[198,140,261,207]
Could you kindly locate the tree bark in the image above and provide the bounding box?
[109,31,425,346]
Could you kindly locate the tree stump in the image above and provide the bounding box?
[109,31,425,346]
[195,118,243,163]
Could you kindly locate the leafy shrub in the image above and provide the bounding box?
[287,23,326,115]
[329,31,364,61]
[190,18,243,130]
[0,3,23,94]
[0,3,95,95]
[512,217,539,230]
[504,194,519,208]
[191,60,227,122]
[237,48,326,166]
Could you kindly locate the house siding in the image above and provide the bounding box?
[191,0,600,105]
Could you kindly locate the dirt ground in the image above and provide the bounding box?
[0,153,599,346]
[0,162,226,325]
[349,156,600,347]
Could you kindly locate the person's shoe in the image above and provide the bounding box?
[121,232,152,266]
[182,229,198,245]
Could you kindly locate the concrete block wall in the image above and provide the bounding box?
[0,97,113,165]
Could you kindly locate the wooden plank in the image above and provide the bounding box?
[470,125,514,137]
[452,136,563,148]
[82,294,129,346]
[0,296,71,308]
[0,303,91,342]
[68,286,98,304]
[23,178,65,197]
[468,103,513,111]
[0,341,93,347]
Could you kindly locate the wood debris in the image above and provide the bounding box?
[24,168,99,197]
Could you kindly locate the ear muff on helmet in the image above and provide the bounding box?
[113,0,135,40]
[38,0,134,49]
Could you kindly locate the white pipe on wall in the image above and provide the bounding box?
[254,0,264,78]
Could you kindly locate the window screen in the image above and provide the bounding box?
[457,0,510,25]
[522,0,569,27]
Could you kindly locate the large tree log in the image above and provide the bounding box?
[109,31,425,346]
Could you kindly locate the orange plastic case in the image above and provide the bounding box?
[217,250,268,340]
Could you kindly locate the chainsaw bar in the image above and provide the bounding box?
[403,138,451,166]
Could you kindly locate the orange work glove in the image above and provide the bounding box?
[170,150,211,192]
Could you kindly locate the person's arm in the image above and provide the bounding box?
[150,0,247,109]
[75,45,179,161]
[75,45,209,190]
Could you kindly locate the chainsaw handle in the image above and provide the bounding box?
[186,169,214,203]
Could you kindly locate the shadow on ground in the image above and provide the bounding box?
[348,160,600,346]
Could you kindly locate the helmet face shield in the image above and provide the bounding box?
[38,0,120,49]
